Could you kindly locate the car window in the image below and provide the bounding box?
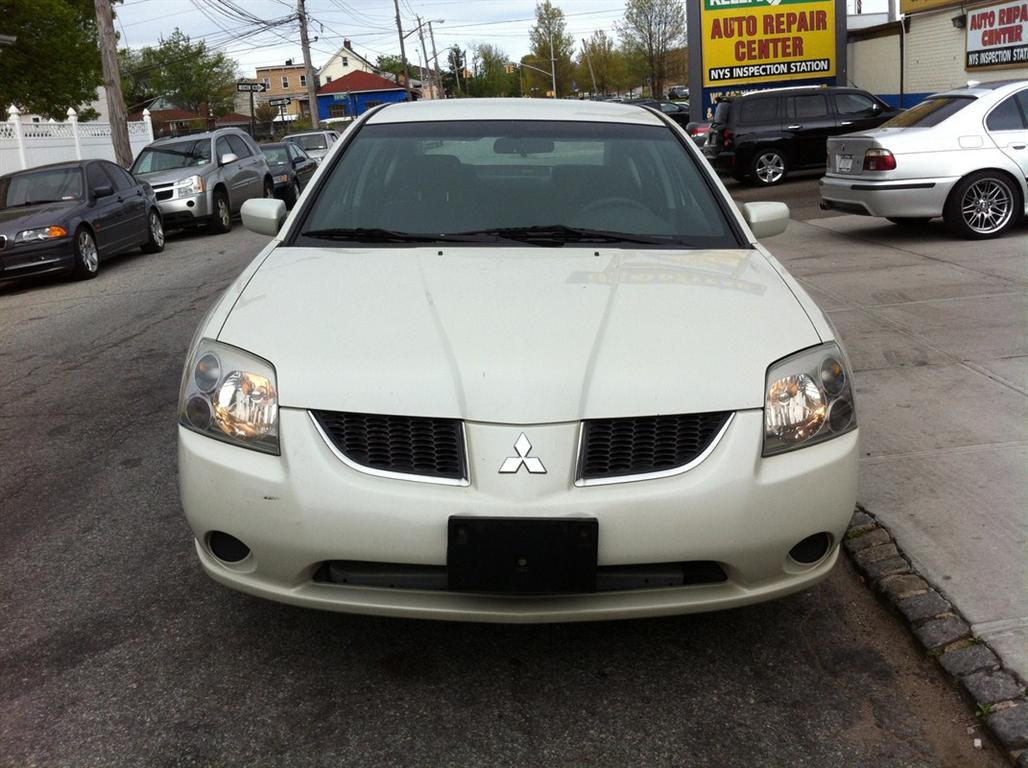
[262,146,290,164]
[297,120,738,249]
[0,167,83,207]
[86,163,110,192]
[290,144,309,161]
[291,134,328,150]
[713,101,732,124]
[1017,90,1028,121]
[738,98,777,124]
[986,95,1027,131]
[881,96,974,128]
[659,102,681,113]
[787,95,829,119]
[131,139,212,173]
[835,93,877,116]
[102,162,134,191]
[227,135,252,157]
[216,137,233,161]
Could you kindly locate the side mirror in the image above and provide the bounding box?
[741,201,789,240]
[872,103,882,113]
[93,184,114,199]
[241,197,287,237]
[220,152,239,166]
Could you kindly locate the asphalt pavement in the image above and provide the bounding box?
[0,211,1011,766]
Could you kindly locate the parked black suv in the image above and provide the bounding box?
[703,86,898,186]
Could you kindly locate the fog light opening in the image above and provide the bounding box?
[208,531,251,563]
[789,532,832,565]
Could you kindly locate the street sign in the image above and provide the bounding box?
[237,82,267,93]
[268,97,291,107]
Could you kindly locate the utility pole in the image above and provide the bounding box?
[297,0,320,128]
[416,16,433,99]
[393,0,413,99]
[93,0,132,166]
[581,38,597,95]
[428,21,444,100]
[549,29,557,98]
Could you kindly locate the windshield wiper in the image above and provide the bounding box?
[454,225,674,246]
[300,227,485,244]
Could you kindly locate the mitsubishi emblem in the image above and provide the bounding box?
[499,433,547,474]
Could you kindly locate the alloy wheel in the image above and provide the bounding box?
[79,231,98,273]
[960,178,1013,234]
[218,198,230,228]
[755,152,785,184]
[150,211,165,248]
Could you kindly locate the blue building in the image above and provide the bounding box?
[317,70,409,120]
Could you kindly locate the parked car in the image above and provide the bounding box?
[282,130,340,165]
[820,80,1028,239]
[177,98,858,623]
[668,85,689,101]
[260,142,317,207]
[628,99,690,127]
[704,86,900,186]
[0,159,164,282]
[685,121,711,147]
[130,127,273,234]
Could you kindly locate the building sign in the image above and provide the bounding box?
[900,0,962,15]
[700,0,836,87]
[967,0,1028,68]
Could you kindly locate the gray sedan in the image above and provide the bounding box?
[820,79,1028,239]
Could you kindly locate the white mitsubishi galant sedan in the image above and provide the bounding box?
[178,99,858,623]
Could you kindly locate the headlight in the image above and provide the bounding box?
[273,174,289,184]
[175,175,205,196]
[764,342,856,456]
[15,225,68,243]
[179,339,279,454]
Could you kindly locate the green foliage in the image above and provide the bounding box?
[254,101,279,124]
[118,47,157,113]
[975,702,996,719]
[290,117,313,133]
[0,0,102,118]
[617,0,687,98]
[447,46,466,96]
[126,29,238,116]
[466,44,517,98]
[578,30,625,95]
[526,1,576,97]
[376,55,405,78]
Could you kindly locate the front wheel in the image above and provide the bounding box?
[944,172,1020,239]
[287,178,301,208]
[72,227,99,280]
[141,208,165,253]
[751,149,788,186]
[209,190,232,234]
[262,178,274,199]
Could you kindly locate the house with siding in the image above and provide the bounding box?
[318,40,376,86]
[316,71,408,121]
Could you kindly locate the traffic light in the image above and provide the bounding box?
[505,64,516,74]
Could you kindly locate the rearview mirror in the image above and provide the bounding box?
[494,137,555,155]
[241,197,287,237]
[220,152,239,166]
[741,202,789,240]
[92,184,114,199]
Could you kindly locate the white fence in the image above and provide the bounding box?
[1,105,155,175]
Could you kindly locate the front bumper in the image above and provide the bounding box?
[819,174,960,218]
[0,236,75,281]
[156,191,211,227]
[178,409,859,623]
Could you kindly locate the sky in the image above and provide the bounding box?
[114,0,887,78]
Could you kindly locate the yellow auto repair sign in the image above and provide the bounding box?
[701,0,836,87]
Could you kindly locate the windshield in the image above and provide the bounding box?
[296,120,736,248]
[712,102,731,125]
[881,96,974,128]
[131,139,212,173]
[0,167,83,208]
[262,147,290,164]
[290,134,327,150]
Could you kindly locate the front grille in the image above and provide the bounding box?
[155,189,174,201]
[579,411,732,481]
[312,410,466,481]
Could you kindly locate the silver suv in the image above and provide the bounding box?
[130,128,273,233]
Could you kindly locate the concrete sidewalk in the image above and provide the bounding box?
[770,214,1028,682]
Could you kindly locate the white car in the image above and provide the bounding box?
[282,130,339,165]
[178,99,859,623]
[820,80,1028,239]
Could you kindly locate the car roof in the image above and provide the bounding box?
[934,79,1027,99]
[261,142,288,149]
[150,127,246,145]
[1,159,93,177]
[366,98,665,126]
[284,131,333,137]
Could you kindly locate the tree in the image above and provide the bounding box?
[447,46,466,96]
[118,48,158,113]
[142,29,238,116]
[526,1,575,97]
[465,44,516,98]
[617,0,687,99]
[376,55,405,79]
[0,0,102,118]
[579,30,621,95]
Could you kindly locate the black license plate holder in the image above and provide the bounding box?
[447,516,598,594]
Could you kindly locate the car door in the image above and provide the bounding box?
[833,92,888,135]
[227,134,263,201]
[783,93,837,168]
[215,136,246,208]
[986,90,1028,184]
[84,162,126,254]
[102,162,147,246]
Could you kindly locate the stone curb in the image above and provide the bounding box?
[843,506,1028,764]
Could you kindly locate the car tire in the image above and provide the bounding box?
[72,226,99,280]
[943,171,1021,240]
[287,179,300,208]
[141,208,165,253]
[886,217,932,226]
[263,178,274,199]
[209,190,232,234]
[751,149,788,186]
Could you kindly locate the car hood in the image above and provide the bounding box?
[0,200,79,233]
[133,166,208,185]
[218,246,821,423]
